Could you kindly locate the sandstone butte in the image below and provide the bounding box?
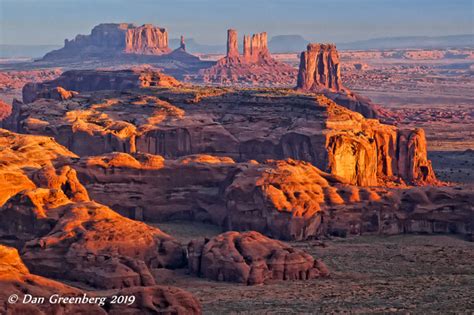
[295,43,398,122]
[42,23,171,61]
[198,29,298,86]
[73,152,473,241]
[37,24,213,81]
[10,69,435,187]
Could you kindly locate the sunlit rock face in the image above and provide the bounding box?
[42,23,171,61]
[0,129,185,290]
[198,29,298,86]
[11,72,436,186]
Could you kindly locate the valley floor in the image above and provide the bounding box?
[154,221,474,314]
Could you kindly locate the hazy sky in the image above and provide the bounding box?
[1,0,473,45]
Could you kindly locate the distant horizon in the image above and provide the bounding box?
[1,0,472,46]
[0,31,473,47]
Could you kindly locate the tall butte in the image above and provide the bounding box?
[295,43,400,123]
[42,23,171,60]
[297,43,343,91]
[199,29,297,86]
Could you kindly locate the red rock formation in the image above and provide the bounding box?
[42,23,171,61]
[226,29,239,59]
[248,32,270,62]
[22,69,181,103]
[297,43,343,91]
[0,130,185,289]
[0,245,201,314]
[199,29,297,86]
[124,24,169,55]
[397,128,436,185]
[0,100,11,121]
[109,286,202,315]
[296,43,399,122]
[13,84,436,186]
[187,231,329,284]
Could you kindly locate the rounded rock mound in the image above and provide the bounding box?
[188,231,329,285]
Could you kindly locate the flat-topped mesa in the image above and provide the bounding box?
[43,23,171,60]
[297,43,343,91]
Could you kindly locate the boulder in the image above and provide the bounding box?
[297,43,343,91]
[0,245,202,315]
[188,231,329,285]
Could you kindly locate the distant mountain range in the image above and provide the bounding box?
[338,34,474,50]
[0,44,61,59]
[2,34,473,59]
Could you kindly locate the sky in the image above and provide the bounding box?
[0,0,473,45]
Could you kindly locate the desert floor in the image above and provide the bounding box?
[153,221,474,314]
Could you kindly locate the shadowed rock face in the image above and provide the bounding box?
[0,245,201,315]
[42,23,171,61]
[187,231,329,285]
[0,245,107,314]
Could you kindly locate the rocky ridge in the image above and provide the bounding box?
[188,231,329,284]
[71,152,472,241]
[9,72,435,186]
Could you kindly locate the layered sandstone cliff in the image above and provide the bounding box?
[297,43,343,91]
[22,69,181,103]
[0,244,201,314]
[0,130,186,289]
[42,23,171,61]
[72,152,472,241]
[9,72,436,186]
[198,29,297,86]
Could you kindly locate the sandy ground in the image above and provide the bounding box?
[153,221,474,314]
